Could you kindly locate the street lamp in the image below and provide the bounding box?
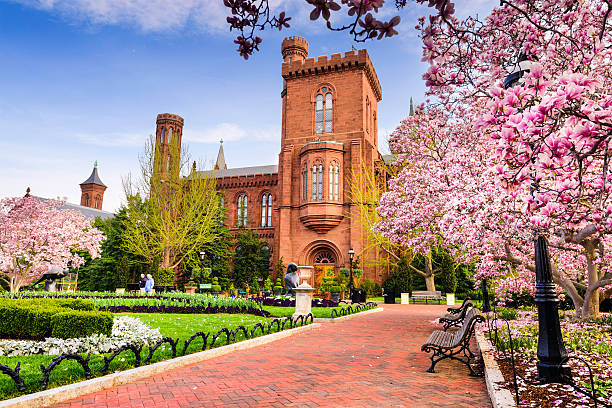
[505,56,570,383]
[199,251,206,260]
[348,248,355,295]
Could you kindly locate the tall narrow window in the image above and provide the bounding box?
[312,165,317,201]
[302,167,307,202]
[94,195,100,209]
[168,128,173,144]
[261,195,267,227]
[329,164,333,200]
[318,164,323,200]
[315,94,324,134]
[84,194,90,207]
[237,195,248,227]
[267,194,272,227]
[315,87,333,134]
[325,93,333,133]
[160,127,166,143]
[334,165,339,200]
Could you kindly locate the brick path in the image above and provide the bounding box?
[54,304,491,408]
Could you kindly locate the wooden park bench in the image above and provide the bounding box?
[439,299,473,331]
[421,308,484,376]
[411,290,445,304]
[446,297,472,314]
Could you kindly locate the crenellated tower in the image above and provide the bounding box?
[153,113,184,178]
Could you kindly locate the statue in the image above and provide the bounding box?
[284,263,300,295]
[32,268,67,292]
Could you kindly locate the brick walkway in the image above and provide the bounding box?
[54,304,491,408]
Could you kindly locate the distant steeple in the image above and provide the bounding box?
[80,162,107,210]
[409,97,414,116]
[214,139,227,170]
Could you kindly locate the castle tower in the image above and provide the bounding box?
[154,113,184,178]
[80,161,107,210]
[274,36,383,285]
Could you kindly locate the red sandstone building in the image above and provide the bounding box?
[154,37,389,286]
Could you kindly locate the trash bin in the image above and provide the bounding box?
[383,287,395,304]
[351,288,365,304]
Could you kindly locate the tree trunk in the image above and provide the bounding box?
[580,240,601,320]
[424,256,436,291]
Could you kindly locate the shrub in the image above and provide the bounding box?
[0,300,109,340]
[51,310,113,339]
[373,283,382,297]
[497,307,519,321]
[186,281,196,287]
[263,277,273,291]
[153,267,175,286]
[211,277,222,292]
[330,285,341,293]
[273,278,283,293]
[359,278,375,296]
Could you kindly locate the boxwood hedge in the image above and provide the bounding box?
[0,299,110,340]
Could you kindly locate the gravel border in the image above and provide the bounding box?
[475,329,517,408]
[0,323,321,408]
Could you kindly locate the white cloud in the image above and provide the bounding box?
[10,0,231,32]
[76,131,148,147]
[185,122,279,144]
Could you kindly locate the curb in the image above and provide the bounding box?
[314,306,383,323]
[475,330,517,408]
[1,323,321,408]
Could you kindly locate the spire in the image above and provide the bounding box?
[214,139,227,170]
[409,97,414,116]
[81,163,106,187]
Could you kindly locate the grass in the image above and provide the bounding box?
[0,313,272,400]
[261,304,376,318]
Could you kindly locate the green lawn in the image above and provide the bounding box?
[261,305,377,318]
[0,313,273,400]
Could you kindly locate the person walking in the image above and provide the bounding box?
[139,274,147,294]
[145,274,154,296]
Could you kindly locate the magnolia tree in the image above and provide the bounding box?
[378,0,612,319]
[0,196,104,292]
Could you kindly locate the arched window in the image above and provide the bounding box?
[315,87,333,134]
[84,194,90,207]
[329,164,333,200]
[160,127,166,143]
[267,194,272,227]
[261,194,272,227]
[317,164,323,200]
[237,195,248,227]
[168,128,173,144]
[312,165,317,201]
[334,164,339,200]
[94,195,100,209]
[314,250,336,264]
[302,167,307,202]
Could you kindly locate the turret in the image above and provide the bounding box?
[80,161,107,210]
[281,36,309,63]
[153,113,184,177]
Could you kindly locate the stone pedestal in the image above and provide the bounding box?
[446,293,455,306]
[293,281,315,319]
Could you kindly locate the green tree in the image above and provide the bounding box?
[77,209,146,291]
[122,136,222,271]
[232,229,271,288]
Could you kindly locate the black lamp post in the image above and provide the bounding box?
[481,278,491,313]
[505,57,570,383]
[348,248,355,294]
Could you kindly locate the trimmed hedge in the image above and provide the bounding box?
[51,310,113,339]
[0,299,109,340]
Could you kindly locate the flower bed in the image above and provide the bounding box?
[3,291,269,316]
[254,296,339,308]
[0,316,162,357]
[485,310,612,407]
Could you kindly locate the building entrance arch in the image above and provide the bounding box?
[301,242,341,290]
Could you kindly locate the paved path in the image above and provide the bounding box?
[54,304,491,408]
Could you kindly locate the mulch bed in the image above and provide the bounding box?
[494,353,609,407]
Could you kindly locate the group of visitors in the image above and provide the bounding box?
[139,273,154,295]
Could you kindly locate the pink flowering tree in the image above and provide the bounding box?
[399,0,612,319]
[0,196,104,292]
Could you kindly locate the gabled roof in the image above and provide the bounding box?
[35,196,115,220]
[80,165,106,188]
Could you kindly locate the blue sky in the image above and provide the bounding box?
[0,0,493,211]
